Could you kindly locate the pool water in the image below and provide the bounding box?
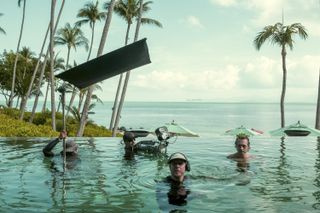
[1,135,320,212]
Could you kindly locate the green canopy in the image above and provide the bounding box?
[56,38,151,89]
[224,125,263,137]
[270,121,320,137]
[164,121,199,137]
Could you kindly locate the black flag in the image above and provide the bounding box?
[56,38,151,89]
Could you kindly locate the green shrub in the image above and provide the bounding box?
[0,107,117,137]
[0,114,58,137]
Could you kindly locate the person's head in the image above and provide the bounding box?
[234,135,250,154]
[168,152,190,181]
[61,140,78,156]
[123,132,135,148]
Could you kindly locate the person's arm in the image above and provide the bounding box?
[43,131,66,157]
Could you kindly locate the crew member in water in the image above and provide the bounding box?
[227,135,251,172]
[166,152,191,206]
[43,131,78,158]
[122,131,136,160]
[227,135,251,160]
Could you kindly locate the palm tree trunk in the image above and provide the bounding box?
[109,23,131,131]
[57,99,61,112]
[87,24,95,61]
[316,68,320,129]
[29,0,65,123]
[30,52,48,122]
[280,45,287,128]
[42,82,50,113]
[9,0,26,108]
[50,0,56,131]
[112,0,143,136]
[16,96,20,109]
[19,25,49,120]
[19,0,65,120]
[78,91,85,112]
[66,87,77,118]
[77,0,116,137]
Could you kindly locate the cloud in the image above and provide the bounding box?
[210,0,237,7]
[239,54,320,90]
[186,16,204,29]
[132,65,240,92]
[240,56,280,88]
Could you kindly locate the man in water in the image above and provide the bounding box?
[227,135,251,160]
[165,152,191,206]
[227,135,251,173]
[43,131,78,158]
[122,131,136,160]
[122,129,169,156]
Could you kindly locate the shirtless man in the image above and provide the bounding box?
[227,135,251,160]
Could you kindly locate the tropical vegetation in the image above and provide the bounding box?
[0,106,115,137]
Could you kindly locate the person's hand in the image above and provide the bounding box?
[58,131,67,140]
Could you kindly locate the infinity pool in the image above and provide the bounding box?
[1,136,320,212]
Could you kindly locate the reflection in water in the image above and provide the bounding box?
[313,137,320,210]
[42,142,111,212]
[156,176,191,212]
[167,178,190,206]
[235,159,250,173]
[250,137,304,203]
[276,137,291,185]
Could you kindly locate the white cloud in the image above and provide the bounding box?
[241,56,280,88]
[186,16,204,29]
[210,0,237,7]
[132,65,240,92]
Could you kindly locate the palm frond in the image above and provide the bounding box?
[140,17,162,27]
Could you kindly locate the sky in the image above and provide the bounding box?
[1,0,320,103]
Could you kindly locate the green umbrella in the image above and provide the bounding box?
[269,121,320,137]
[164,121,199,137]
[224,125,263,137]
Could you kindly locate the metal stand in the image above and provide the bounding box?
[58,85,66,171]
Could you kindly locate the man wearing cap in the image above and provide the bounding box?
[167,152,190,183]
[165,152,191,206]
[43,131,78,157]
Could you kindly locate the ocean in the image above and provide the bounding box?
[90,101,318,137]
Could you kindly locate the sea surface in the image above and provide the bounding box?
[1,102,320,212]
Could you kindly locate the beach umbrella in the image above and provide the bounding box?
[164,121,199,137]
[269,121,320,137]
[224,125,263,137]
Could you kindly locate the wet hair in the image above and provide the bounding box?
[235,135,250,147]
[123,131,135,142]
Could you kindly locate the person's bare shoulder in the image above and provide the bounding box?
[227,153,236,159]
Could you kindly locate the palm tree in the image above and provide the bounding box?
[16,47,36,109]
[0,13,6,35]
[55,23,89,67]
[49,0,57,130]
[64,0,105,119]
[29,54,65,123]
[253,22,307,128]
[76,0,105,61]
[77,0,117,137]
[19,0,66,121]
[109,0,162,135]
[55,23,88,126]
[9,0,27,108]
